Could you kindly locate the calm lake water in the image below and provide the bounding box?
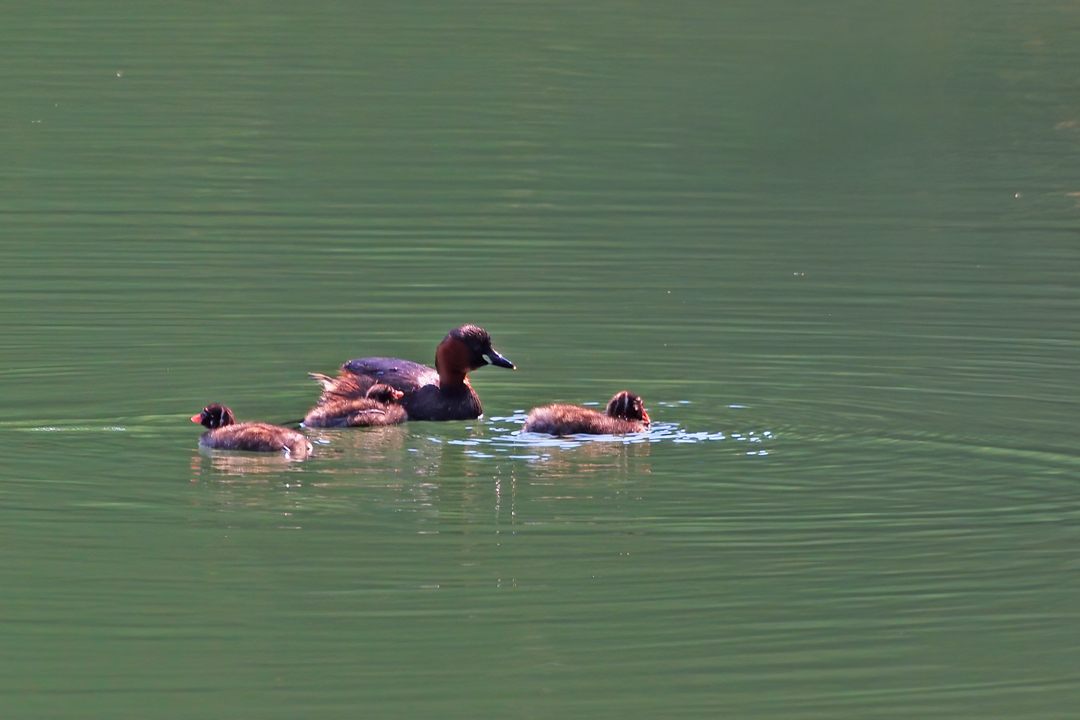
[3,1,1079,718]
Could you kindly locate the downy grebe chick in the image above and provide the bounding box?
[522,391,651,435]
[191,404,313,459]
[315,324,515,421]
[302,381,407,428]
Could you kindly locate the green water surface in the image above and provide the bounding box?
[2,2,1079,718]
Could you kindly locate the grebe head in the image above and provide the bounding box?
[365,383,405,403]
[606,391,650,426]
[191,404,236,429]
[435,324,515,387]
[446,324,515,370]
